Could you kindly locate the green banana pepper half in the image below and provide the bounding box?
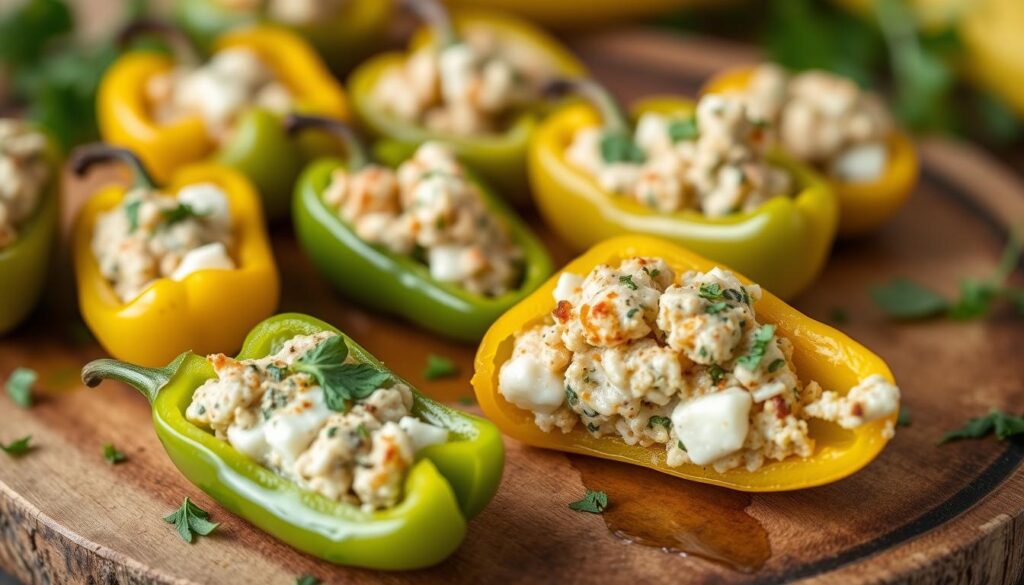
[0,127,60,335]
[81,313,505,569]
[287,115,554,342]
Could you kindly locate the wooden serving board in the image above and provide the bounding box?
[2,30,1024,585]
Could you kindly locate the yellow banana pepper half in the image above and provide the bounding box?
[73,147,280,368]
[703,66,919,238]
[472,236,898,492]
[529,96,838,300]
[98,24,348,220]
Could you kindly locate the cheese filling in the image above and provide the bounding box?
[146,48,293,141]
[321,142,523,296]
[736,63,893,183]
[0,120,50,250]
[91,183,236,302]
[374,27,555,136]
[566,94,794,218]
[497,258,900,473]
[186,332,449,511]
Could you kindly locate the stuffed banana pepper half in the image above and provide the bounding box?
[0,120,60,335]
[98,20,348,220]
[348,0,586,205]
[82,313,504,569]
[530,80,838,300]
[703,64,919,238]
[288,115,553,342]
[473,236,901,491]
[174,0,392,74]
[72,144,279,367]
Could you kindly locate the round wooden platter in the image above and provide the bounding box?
[2,29,1024,585]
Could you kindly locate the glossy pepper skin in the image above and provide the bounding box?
[0,131,60,335]
[472,235,898,492]
[174,0,392,75]
[98,24,348,220]
[702,66,919,238]
[72,146,280,367]
[82,313,504,569]
[348,8,586,206]
[288,116,554,342]
[529,95,838,300]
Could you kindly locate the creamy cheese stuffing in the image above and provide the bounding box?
[0,121,50,249]
[186,332,449,511]
[147,48,292,140]
[91,183,235,302]
[498,258,900,473]
[375,28,555,135]
[566,94,793,218]
[218,0,347,24]
[737,63,893,183]
[322,142,522,296]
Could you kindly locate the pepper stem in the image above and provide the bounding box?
[81,352,190,404]
[117,18,201,68]
[545,78,630,134]
[402,0,459,47]
[284,114,370,170]
[71,144,157,190]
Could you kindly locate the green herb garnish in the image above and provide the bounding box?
[699,282,723,300]
[103,443,126,464]
[5,367,37,408]
[767,358,786,373]
[648,416,672,429]
[161,202,205,225]
[124,199,142,232]
[293,336,390,412]
[619,275,638,290]
[705,301,729,315]
[356,423,371,441]
[599,131,646,164]
[565,386,579,408]
[266,364,286,382]
[568,489,609,514]
[677,440,687,452]
[938,409,1024,445]
[870,278,949,319]
[709,365,725,384]
[295,575,321,585]
[735,324,776,370]
[163,497,219,544]
[423,354,458,380]
[668,116,699,142]
[0,436,32,457]
[897,407,912,428]
[626,307,640,319]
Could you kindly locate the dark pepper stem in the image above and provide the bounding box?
[284,114,370,170]
[402,0,458,47]
[81,352,190,404]
[71,144,157,190]
[544,78,630,134]
[117,18,201,67]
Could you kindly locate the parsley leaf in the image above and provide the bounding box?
[767,358,786,373]
[599,131,646,164]
[565,386,579,408]
[162,202,205,225]
[568,489,609,514]
[423,354,458,380]
[699,282,723,300]
[870,278,949,319]
[677,440,687,452]
[124,199,142,233]
[619,275,638,290]
[709,365,725,384]
[296,575,321,585]
[163,497,220,543]
[667,117,698,142]
[735,324,776,371]
[0,436,32,457]
[897,407,912,428]
[705,301,729,315]
[5,367,37,408]
[939,409,1024,445]
[648,416,672,429]
[103,443,126,464]
[292,336,391,411]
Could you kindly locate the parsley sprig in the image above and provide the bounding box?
[939,409,1024,445]
[103,443,126,464]
[1,436,32,457]
[568,489,609,514]
[5,367,37,408]
[735,324,776,370]
[871,232,1024,320]
[423,354,458,380]
[164,497,220,543]
[295,575,321,585]
[600,131,646,164]
[292,336,391,412]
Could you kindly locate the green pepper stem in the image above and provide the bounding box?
[81,352,190,404]
[284,114,370,170]
[545,78,630,133]
[71,144,157,190]
[117,18,201,68]
[402,0,459,47]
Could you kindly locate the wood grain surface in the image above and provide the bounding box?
[1,30,1023,585]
